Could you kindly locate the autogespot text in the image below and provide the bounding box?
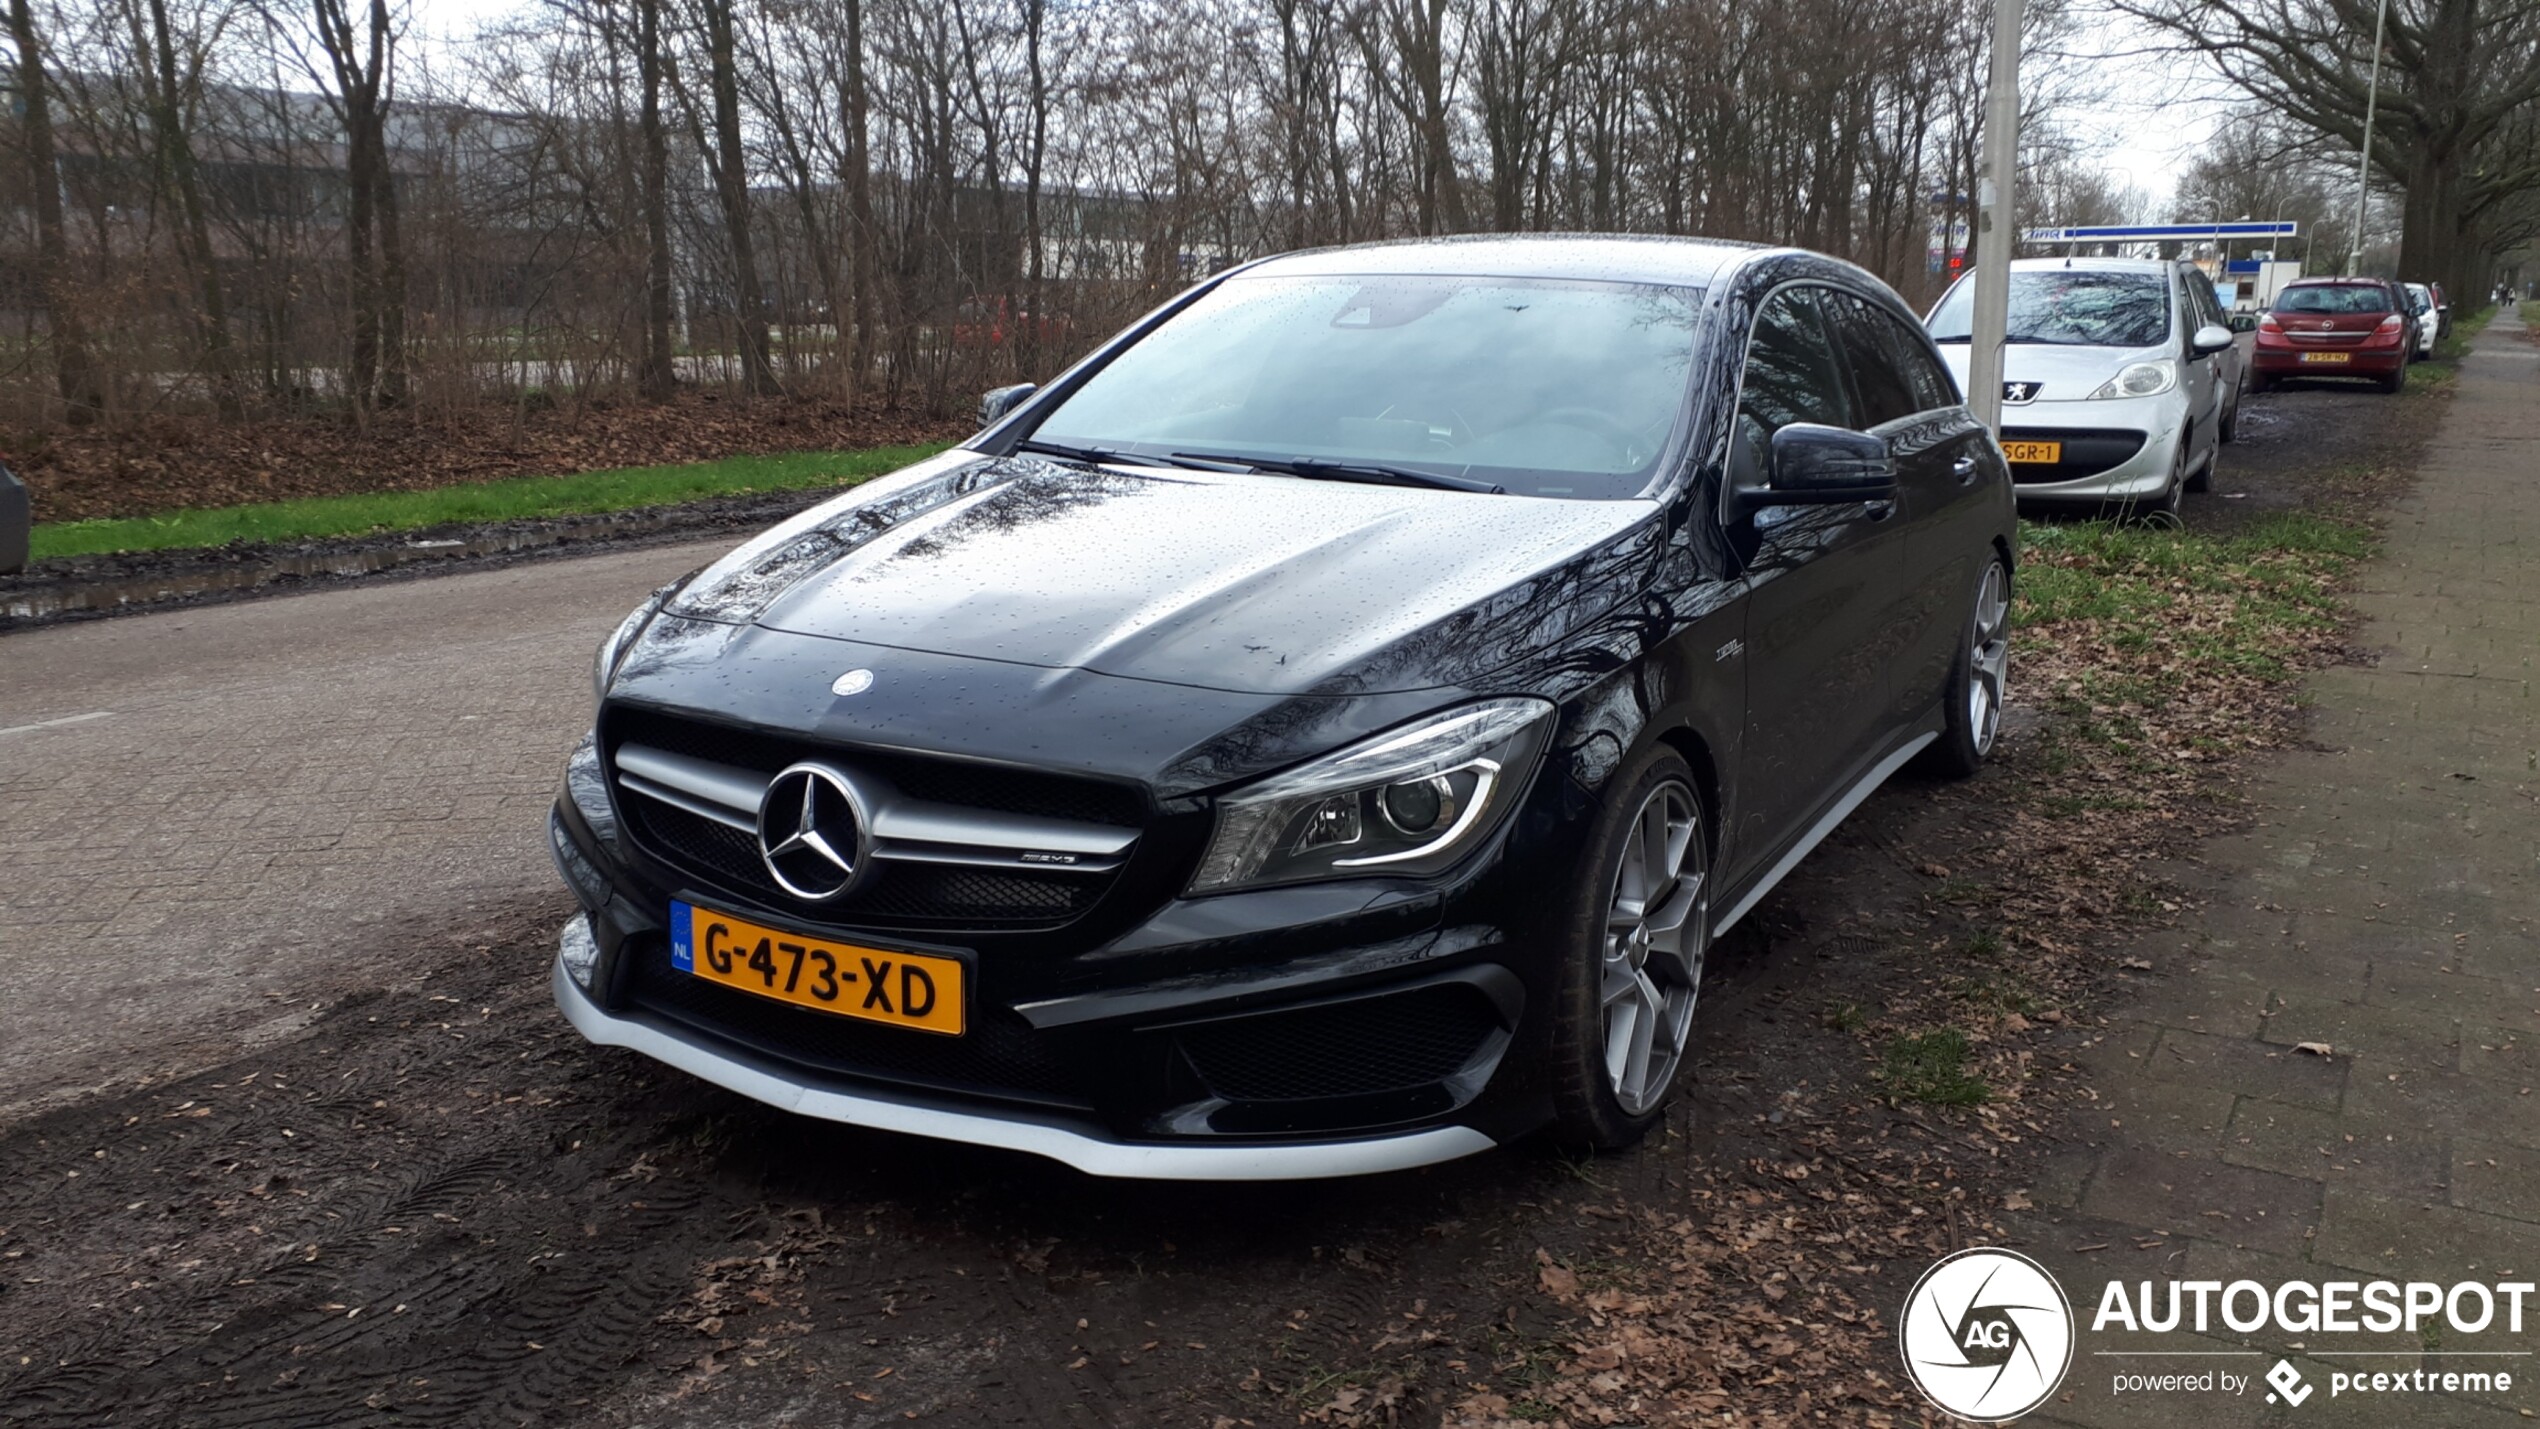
[2092,1278,2536,1335]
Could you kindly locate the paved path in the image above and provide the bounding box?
[2021,315,2540,1424]
[0,541,726,1118]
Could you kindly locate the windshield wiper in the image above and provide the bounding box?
[1015,439,1235,473]
[1014,437,1129,465]
[1170,451,1503,495]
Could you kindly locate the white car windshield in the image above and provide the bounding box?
[1028,274,1701,500]
[1929,271,2171,348]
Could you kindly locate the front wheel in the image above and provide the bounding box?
[1546,750,1709,1152]
[1918,556,2012,780]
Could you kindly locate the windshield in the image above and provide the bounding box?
[2276,284,2393,315]
[1928,270,2171,348]
[1026,274,1702,500]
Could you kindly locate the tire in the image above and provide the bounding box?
[2124,438,2186,525]
[2249,372,2276,395]
[1546,748,1709,1153]
[2379,366,2405,395]
[1917,555,2012,780]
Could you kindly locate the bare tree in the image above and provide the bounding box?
[2121,0,2540,291]
[7,0,100,416]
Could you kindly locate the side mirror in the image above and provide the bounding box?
[2227,312,2258,334]
[979,382,1037,427]
[1729,423,1898,518]
[2191,322,2236,354]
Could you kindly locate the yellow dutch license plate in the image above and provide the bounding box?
[2001,440,2062,464]
[670,901,965,1035]
[2300,351,2352,364]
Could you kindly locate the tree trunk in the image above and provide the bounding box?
[143,0,243,419]
[638,0,676,401]
[368,0,406,408]
[1020,0,1048,379]
[703,0,779,397]
[842,0,877,398]
[8,0,99,418]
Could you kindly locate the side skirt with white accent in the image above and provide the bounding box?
[1713,730,1938,936]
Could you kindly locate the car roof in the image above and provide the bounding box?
[2003,255,2175,274]
[1242,234,1762,288]
[2283,276,2390,287]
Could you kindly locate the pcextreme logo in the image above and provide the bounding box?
[1899,1247,2076,1422]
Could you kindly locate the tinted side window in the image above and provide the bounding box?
[1824,292,1920,427]
[2185,269,2222,328]
[1830,292,1957,417]
[1739,287,1851,441]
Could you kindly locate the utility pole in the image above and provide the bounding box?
[1966,0,2022,432]
[2346,0,2390,276]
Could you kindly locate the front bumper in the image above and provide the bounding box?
[551,930,1495,1179]
[544,709,1579,1178]
[1998,394,2183,503]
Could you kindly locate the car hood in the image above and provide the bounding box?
[1939,341,2172,405]
[665,448,1661,698]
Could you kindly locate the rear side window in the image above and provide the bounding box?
[1826,292,1956,421]
[1823,293,1918,427]
[1738,287,1851,439]
[2278,284,2393,315]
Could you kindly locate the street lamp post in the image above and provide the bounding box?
[1967,0,2022,432]
[2346,0,2391,276]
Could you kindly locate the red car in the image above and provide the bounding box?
[2251,277,2415,394]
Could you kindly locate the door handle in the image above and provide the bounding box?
[1951,455,1981,483]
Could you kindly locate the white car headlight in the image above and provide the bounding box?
[2089,361,2177,400]
[1187,698,1555,895]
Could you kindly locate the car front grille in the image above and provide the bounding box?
[622,939,1092,1108]
[1999,427,2148,485]
[602,706,1140,931]
[610,705,1147,828]
[1175,982,1503,1102]
[623,798,1094,923]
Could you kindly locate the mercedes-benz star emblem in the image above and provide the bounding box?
[756,762,871,901]
[832,668,875,697]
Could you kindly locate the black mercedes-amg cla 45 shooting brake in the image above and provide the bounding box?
[547,235,2016,1180]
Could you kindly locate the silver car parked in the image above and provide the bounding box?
[1927,257,2244,520]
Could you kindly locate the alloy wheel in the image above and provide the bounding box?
[1967,561,2012,757]
[1599,781,1706,1116]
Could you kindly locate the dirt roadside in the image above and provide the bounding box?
[0,375,2441,1428]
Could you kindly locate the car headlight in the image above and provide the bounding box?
[592,577,689,701]
[2089,361,2177,399]
[1187,698,1554,895]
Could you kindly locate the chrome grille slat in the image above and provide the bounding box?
[615,745,771,821]
[618,771,756,832]
[612,740,1137,878]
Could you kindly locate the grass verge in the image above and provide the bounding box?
[1876,1028,1991,1105]
[29,444,951,561]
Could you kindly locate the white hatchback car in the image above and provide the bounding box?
[2402,284,2441,359]
[1926,257,2243,518]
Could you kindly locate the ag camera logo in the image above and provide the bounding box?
[1900,1247,2075,1422]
